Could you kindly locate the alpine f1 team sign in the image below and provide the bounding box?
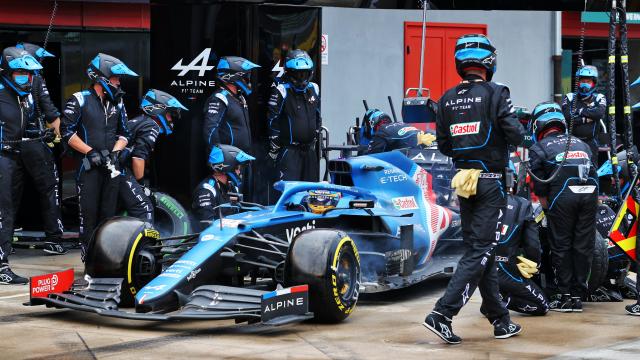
[170,48,217,95]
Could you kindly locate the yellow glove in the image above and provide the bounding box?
[516,256,539,279]
[450,169,481,198]
[417,131,436,146]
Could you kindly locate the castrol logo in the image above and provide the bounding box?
[450,121,480,136]
[555,151,589,162]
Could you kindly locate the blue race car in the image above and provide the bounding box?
[29,150,463,325]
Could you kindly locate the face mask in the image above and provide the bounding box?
[14,74,30,86]
[578,82,594,96]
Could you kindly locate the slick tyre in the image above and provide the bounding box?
[153,192,192,237]
[287,229,361,323]
[85,216,162,307]
[588,231,609,293]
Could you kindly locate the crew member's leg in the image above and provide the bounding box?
[498,266,549,315]
[119,173,153,223]
[571,194,597,304]
[546,194,577,311]
[0,153,27,284]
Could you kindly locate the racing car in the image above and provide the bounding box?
[28,150,464,325]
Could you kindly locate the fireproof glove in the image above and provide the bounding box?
[417,131,436,146]
[42,128,56,145]
[516,255,539,279]
[86,149,104,168]
[451,169,481,198]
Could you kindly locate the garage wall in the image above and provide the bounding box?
[320,8,556,141]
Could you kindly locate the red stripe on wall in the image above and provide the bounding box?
[0,0,149,30]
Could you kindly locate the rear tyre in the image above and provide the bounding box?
[287,229,361,323]
[153,192,192,238]
[85,216,162,307]
[588,231,609,294]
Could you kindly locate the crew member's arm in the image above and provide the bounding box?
[435,102,453,157]
[203,94,227,155]
[192,184,219,231]
[37,76,61,133]
[579,94,606,120]
[113,101,130,152]
[496,87,525,146]
[131,121,160,181]
[528,146,550,205]
[561,94,574,123]
[520,201,542,264]
[366,129,388,154]
[267,85,286,160]
[61,96,92,154]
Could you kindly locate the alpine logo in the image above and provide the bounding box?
[171,48,215,76]
[555,150,589,162]
[271,60,285,78]
[392,196,419,210]
[286,220,316,243]
[457,88,468,95]
[450,121,480,136]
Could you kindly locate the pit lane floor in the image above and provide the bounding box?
[2,249,640,360]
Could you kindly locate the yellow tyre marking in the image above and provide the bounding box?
[127,232,144,284]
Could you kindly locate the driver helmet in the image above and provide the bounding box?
[304,190,341,214]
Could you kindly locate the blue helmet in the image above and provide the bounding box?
[87,53,138,102]
[576,65,598,97]
[363,108,392,137]
[140,89,188,135]
[208,144,255,185]
[216,56,260,95]
[0,46,43,95]
[284,49,314,91]
[531,102,567,141]
[16,42,55,62]
[454,34,497,81]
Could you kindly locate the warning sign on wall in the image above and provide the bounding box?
[321,34,328,65]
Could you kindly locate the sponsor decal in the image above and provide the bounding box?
[411,152,426,161]
[380,173,408,184]
[144,229,160,239]
[397,126,418,136]
[286,220,316,243]
[444,97,482,107]
[392,196,419,210]
[568,185,596,194]
[169,48,216,95]
[555,151,589,162]
[261,285,309,322]
[143,285,167,292]
[220,219,244,228]
[201,234,217,242]
[30,269,74,299]
[187,268,201,282]
[450,121,480,136]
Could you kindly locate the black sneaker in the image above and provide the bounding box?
[572,297,583,312]
[0,266,28,285]
[43,242,68,255]
[625,303,640,316]
[423,311,462,344]
[550,295,572,312]
[493,320,522,339]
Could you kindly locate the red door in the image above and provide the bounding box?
[404,22,487,101]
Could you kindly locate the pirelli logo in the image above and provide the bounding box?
[450,121,480,136]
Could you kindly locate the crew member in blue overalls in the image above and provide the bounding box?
[529,101,598,313]
[561,65,606,167]
[192,144,255,231]
[118,89,187,223]
[61,53,137,259]
[0,46,43,283]
[204,56,259,198]
[267,49,321,182]
[423,34,525,344]
[363,109,421,154]
[11,43,65,255]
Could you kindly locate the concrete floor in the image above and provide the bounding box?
[2,249,640,360]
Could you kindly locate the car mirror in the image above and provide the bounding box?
[228,192,243,205]
[349,200,374,209]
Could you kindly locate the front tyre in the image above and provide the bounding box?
[85,217,162,307]
[287,229,361,323]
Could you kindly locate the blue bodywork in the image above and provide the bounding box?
[136,151,462,307]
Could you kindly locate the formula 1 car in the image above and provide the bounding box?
[28,150,463,325]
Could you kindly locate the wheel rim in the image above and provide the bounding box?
[336,250,358,302]
[134,246,158,287]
